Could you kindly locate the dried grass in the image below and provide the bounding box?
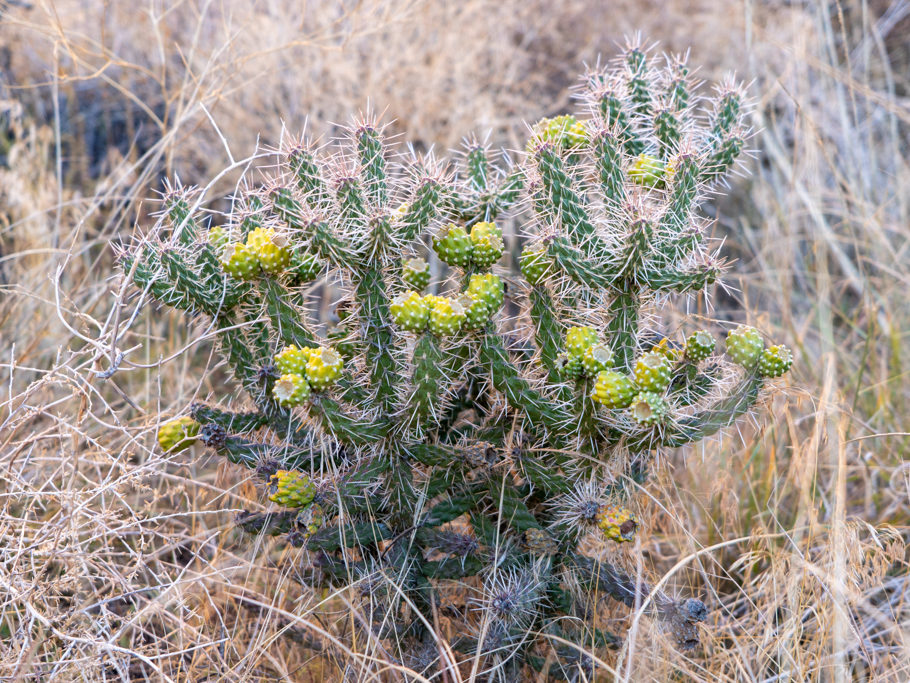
[1,0,908,680]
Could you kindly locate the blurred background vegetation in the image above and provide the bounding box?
[0,1,908,680]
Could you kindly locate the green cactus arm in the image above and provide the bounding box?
[486,166,524,219]
[190,402,267,432]
[701,133,745,185]
[592,129,626,207]
[164,192,199,245]
[661,372,765,448]
[122,250,196,312]
[402,333,449,432]
[422,486,482,527]
[356,126,388,207]
[398,176,441,243]
[194,242,245,309]
[605,285,639,371]
[615,218,654,281]
[159,249,220,315]
[237,194,264,240]
[287,147,331,208]
[529,287,565,384]
[270,189,357,268]
[598,89,644,156]
[466,145,489,192]
[626,46,652,118]
[335,176,368,245]
[667,362,721,407]
[354,265,400,411]
[534,145,598,249]
[407,443,456,467]
[307,521,392,553]
[236,510,298,536]
[653,108,681,157]
[547,236,616,289]
[209,435,276,468]
[307,395,389,447]
[571,380,599,454]
[479,334,569,433]
[490,475,540,533]
[216,314,271,404]
[516,450,572,495]
[645,262,719,294]
[386,455,417,520]
[259,278,316,348]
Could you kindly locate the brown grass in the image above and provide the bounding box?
[1,0,908,680]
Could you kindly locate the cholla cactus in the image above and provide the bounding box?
[124,44,791,677]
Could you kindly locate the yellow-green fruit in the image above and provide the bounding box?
[268,469,316,508]
[633,351,673,393]
[469,221,504,268]
[685,330,716,362]
[466,272,504,312]
[582,343,614,376]
[726,325,764,367]
[596,505,638,543]
[305,347,344,390]
[458,294,491,329]
[157,416,200,453]
[650,337,682,362]
[390,290,430,333]
[207,226,229,255]
[296,502,324,535]
[519,243,552,286]
[433,223,473,268]
[565,326,599,360]
[629,153,667,188]
[275,345,309,375]
[401,257,431,292]
[427,296,466,337]
[758,344,792,378]
[533,114,587,149]
[592,370,636,408]
[629,391,669,426]
[246,227,291,275]
[273,373,311,407]
[289,249,323,283]
[220,242,259,280]
[558,352,585,380]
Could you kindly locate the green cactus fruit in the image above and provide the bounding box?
[305,347,344,390]
[519,243,552,286]
[401,257,431,292]
[582,343,614,376]
[390,290,431,333]
[207,226,229,255]
[650,337,683,362]
[591,370,637,408]
[296,502,324,535]
[157,416,200,453]
[275,345,309,375]
[466,272,504,312]
[393,202,409,221]
[469,221,504,268]
[557,352,585,381]
[246,226,291,275]
[524,527,559,555]
[273,373,312,407]
[220,242,259,280]
[433,223,473,268]
[685,330,716,362]
[726,325,764,367]
[533,114,587,149]
[758,344,793,378]
[268,469,316,508]
[628,153,667,188]
[427,295,467,337]
[289,248,324,283]
[458,294,492,329]
[595,504,638,543]
[565,326,599,360]
[629,391,669,426]
[633,351,673,392]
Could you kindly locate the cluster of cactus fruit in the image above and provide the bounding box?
[135,43,792,678]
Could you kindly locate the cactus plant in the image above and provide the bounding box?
[123,46,791,678]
